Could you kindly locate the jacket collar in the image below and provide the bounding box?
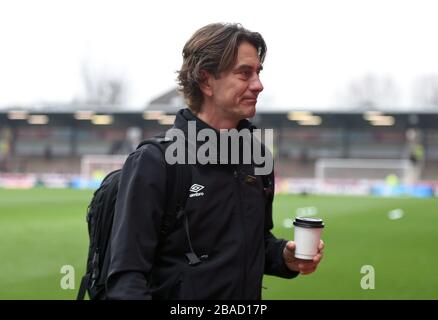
[173,108,256,133]
[168,108,258,166]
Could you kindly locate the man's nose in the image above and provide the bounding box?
[250,75,263,93]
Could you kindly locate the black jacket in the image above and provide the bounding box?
[106,108,298,300]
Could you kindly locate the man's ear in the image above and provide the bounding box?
[199,70,214,97]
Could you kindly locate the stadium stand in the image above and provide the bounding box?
[1,91,438,194]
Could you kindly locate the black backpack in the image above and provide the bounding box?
[76,136,195,300]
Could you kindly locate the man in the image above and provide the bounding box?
[106,23,324,300]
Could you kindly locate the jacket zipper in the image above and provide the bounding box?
[233,168,247,298]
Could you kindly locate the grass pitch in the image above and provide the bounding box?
[0,188,437,299]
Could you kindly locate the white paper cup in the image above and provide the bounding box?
[293,217,324,260]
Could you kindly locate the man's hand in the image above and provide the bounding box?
[283,240,324,275]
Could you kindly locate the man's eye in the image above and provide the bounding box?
[240,71,251,77]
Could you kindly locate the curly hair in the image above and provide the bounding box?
[177,23,267,113]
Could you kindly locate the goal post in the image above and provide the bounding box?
[80,154,128,181]
[315,158,414,185]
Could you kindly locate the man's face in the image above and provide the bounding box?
[208,41,264,121]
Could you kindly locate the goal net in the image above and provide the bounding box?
[80,154,128,181]
[315,158,414,184]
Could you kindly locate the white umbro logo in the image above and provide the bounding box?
[189,184,205,197]
[190,184,204,193]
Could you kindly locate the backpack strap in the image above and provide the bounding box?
[77,273,91,300]
[137,136,203,265]
[136,136,191,234]
[262,171,274,202]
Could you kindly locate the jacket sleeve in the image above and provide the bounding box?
[264,232,299,278]
[106,144,167,299]
[263,172,300,279]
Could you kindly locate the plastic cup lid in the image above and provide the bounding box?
[293,217,325,228]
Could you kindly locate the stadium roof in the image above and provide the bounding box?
[2,87,438,115]
[1,87,438,128]
[1,109,437,130]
